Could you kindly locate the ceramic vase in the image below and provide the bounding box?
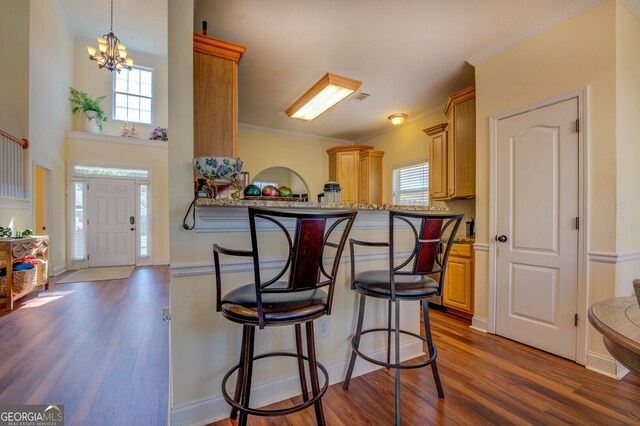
[84,110,100,134]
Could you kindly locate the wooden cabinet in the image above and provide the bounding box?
[424,123,448,200]
[444,86,476,199]
[193,34,246,158]
[424,86,475,200]
[443,242,473,314]
[358,149,384,204]
[0,236,49,310]
[327,145,384,203]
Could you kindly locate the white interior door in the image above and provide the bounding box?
[495,98,579,360]
[87,178,136,267]
[34,164,51,237]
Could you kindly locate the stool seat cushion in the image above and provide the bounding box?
[221,283,327,324]
[354,270,439,299]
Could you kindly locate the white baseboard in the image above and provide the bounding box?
[52,265,67,276]
[153,258,169,266]
[170,339,424,426]
[470,316,488,333]
[585,350,625,379]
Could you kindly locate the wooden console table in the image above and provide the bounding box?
[0,236,49,310]
[588,296,640,375]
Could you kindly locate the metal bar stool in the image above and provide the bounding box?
[342,211,463,424]
[213,207,357,425]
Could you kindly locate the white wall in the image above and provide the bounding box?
[27,0,74,274]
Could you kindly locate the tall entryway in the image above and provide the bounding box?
[493,96,581,361]
[33,163,51,237]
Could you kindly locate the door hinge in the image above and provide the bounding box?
[575,119,580,133]
[87,254,90,260]
[575,217,580,230]
[87,219,90,225]
[575,313,579,327]
[87,184,89,190]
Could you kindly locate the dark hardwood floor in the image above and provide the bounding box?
[0,265,169,426]
[3,266,639,425]
[213,310,640,425]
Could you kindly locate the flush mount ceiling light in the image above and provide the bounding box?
[286,73,362,121]
[86,0,134,73]
[388,113,408,126]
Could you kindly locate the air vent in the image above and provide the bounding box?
[350,92,370,102]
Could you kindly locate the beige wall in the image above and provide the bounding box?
[27,0,74,273]
[238,127,347,198]
[66,137,169,262]
[474,0,636,365]
[72,42,169,139]
[0,0,30,233]
[0,0,29,139]
[613,2,640,299]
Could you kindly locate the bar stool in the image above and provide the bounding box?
[213,207,357,425]
[342,211,463,424]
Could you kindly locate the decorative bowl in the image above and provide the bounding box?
[193,157,243,181]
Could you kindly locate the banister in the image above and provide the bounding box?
[0,129,29,149]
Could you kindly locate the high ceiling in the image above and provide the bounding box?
[57,0,619,142]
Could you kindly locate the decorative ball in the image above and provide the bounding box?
[261,185,280,197]
[278,186,293,197]
[243,184,261,197]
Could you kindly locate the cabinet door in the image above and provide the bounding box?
[452,97,476,198]
[447,114,456,198]
[336,151,359,203]
[429,130,448,200]
[443,255,472,313]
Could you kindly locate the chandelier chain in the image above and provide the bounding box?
[110,0,114,31]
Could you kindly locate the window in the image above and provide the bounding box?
[253,181,278,189]
[138,184,149,258]
[113,66,154,124]
[72,181,86,261]
[73,165,148,178]
[392,161,429,205]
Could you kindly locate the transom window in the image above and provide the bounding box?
[392,160,429,205]
[113,66,154,124]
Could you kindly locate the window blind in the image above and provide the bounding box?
[73,181,86,260]
[392,162,429,205]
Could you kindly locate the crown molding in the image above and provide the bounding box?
[238,123,354,145]
[467,0,606,66]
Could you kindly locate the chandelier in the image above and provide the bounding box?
[86,0,134,73]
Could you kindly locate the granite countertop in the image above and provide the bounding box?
[196,198,448,211]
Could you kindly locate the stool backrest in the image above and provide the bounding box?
[390,211,464,294]
[248,208,357,325]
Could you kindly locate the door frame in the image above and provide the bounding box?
[67,161,153,270]
[33,161,53,270]
[488,87,588,365]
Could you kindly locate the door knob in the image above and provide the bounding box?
[131,227,135,231]
[496,235,508,243]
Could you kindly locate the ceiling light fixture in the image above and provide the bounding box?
[388,113,408,126]
[286,73,362,121]
[87,0,134,73]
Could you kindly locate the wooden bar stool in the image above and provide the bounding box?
[342,211,463,424]
[213,207,357,425]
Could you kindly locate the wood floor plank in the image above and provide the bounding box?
[212,308,640,425]
[0,266,169,426]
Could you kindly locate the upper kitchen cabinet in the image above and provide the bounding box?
[443,86,475,199]
[193,34,246,158]
[326,145,384,203]
[424,123,448,200]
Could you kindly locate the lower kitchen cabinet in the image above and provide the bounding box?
[443,242,473,315]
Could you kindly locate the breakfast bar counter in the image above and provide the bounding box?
[195,198,448,211]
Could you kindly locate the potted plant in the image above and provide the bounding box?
[69,87,107,133]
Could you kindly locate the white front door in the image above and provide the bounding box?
[87,178,136,267]
[495,98,579,360]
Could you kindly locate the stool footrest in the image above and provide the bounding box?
[350,327,438,369]
[222,351,329,417]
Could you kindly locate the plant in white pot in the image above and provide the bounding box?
[69,87,107,133]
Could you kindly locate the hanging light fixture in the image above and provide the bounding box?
[87,0,134,73]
